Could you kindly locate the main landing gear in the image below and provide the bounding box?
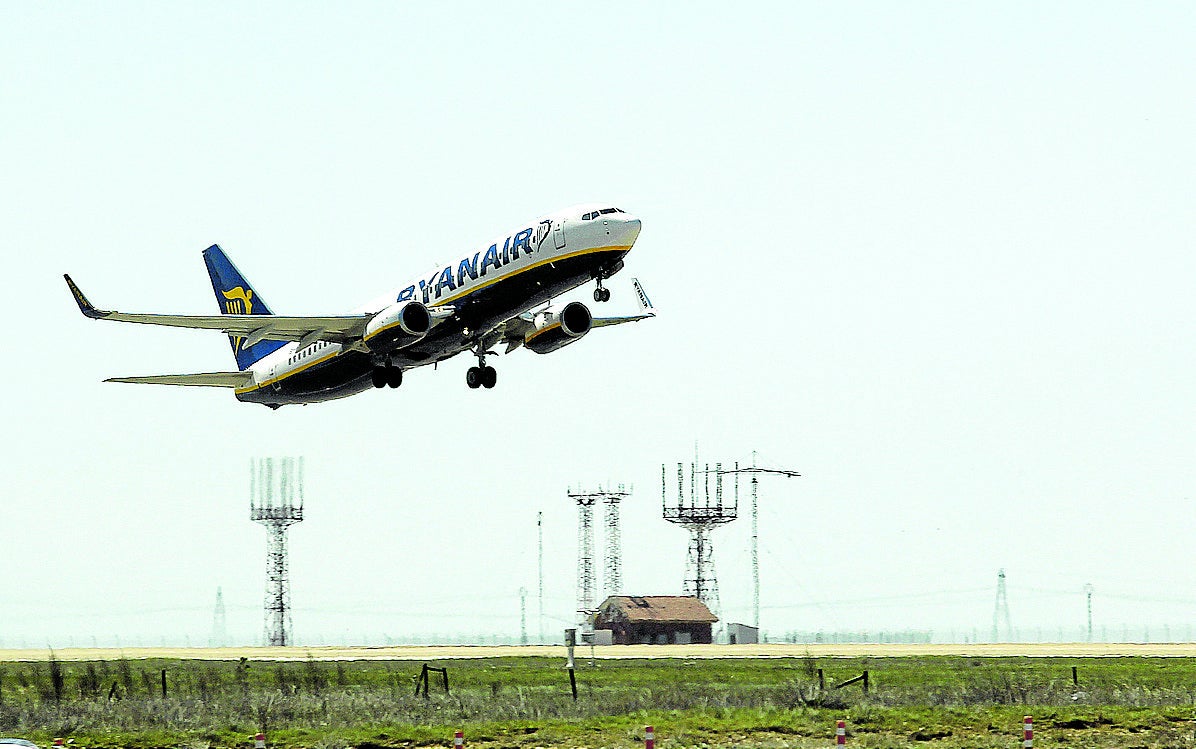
[466,342,497,389]
[371,363,404,388]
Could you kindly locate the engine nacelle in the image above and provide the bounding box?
[363,300,431,352]
[524,301,592,354]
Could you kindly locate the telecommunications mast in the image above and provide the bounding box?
[991,568,1013,642]
[251,457,305,646]
[1084,582,1094,642]
[662,461,738,617]
[703,452,800,629]
[569,489,598,626]
[210,587,228,647]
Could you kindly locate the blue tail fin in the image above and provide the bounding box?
[202,245,286,370]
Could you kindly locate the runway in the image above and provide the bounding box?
[5,642,1196,661]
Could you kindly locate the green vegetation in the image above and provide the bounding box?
[2,655,1196,747]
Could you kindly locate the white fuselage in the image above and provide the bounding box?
[237,204,641,405]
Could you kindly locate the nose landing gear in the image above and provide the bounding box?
[593,277,611,303]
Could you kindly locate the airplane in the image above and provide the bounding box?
[65,203,654,408]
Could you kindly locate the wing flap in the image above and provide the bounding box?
[105,371,255,388]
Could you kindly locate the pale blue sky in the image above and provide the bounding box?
[2,2,1195,645]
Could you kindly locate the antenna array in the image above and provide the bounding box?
[662,462,738,616]
[250,457,305,646]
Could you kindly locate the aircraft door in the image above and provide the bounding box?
[553,219,566,249]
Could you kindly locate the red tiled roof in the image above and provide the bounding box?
[598,595,718,623]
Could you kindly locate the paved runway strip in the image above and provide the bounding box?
[4,642,1196,661]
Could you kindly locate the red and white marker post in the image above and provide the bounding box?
[836,720,846,746]
[454,730,464,748]
[645,725,655,749]
[1023,716,1033,749]
[52,740,64,748]
[254,733,266,749]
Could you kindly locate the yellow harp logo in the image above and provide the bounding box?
[222,287,254,351]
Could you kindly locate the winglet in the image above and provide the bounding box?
[64,274,107,319]
[632,278,655,315]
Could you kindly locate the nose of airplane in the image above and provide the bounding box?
[616,216,642,246]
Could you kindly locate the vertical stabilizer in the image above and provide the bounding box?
[202,245,286,370]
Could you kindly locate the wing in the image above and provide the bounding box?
[500,277,656,352]
[105,372,254,388]
[65,274,370,345]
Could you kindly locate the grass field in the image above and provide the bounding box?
[2,649,1196,748]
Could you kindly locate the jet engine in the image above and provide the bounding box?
[524,301,592,354]
[363,300,431,352]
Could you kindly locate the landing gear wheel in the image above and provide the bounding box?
[481,365,497,389]
[593,285,611,303]
[385,367,403,388]
[466,366,482,389]
[371,367,386,388]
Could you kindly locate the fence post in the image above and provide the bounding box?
[836,719,846,746]
[1071,666,1078,686]
[1023,716,1033,749]
[818,668,825,690]
[454,730,464,749]
[862,670,869,694]
[254,733,266,749]
[645,725,655,749]
[161,669,167,699]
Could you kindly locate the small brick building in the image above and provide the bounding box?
[593,595,717,644]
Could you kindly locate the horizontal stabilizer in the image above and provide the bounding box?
[105,371,255,388]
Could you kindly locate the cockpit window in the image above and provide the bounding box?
[583,208,624,220]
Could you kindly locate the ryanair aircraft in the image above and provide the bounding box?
[65,204,653,408]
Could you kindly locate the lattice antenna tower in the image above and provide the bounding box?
[602,485,631,596]
[568,484,632,624]
[662,461,738,616]
[537,511,544,644]
[250,457,305,646]
[210,586,228,647]
[703,452,800,629]
[519,586,528,645]
[991,568,1013,642]
[568,489,599,626]
[1084,583,1095,642]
